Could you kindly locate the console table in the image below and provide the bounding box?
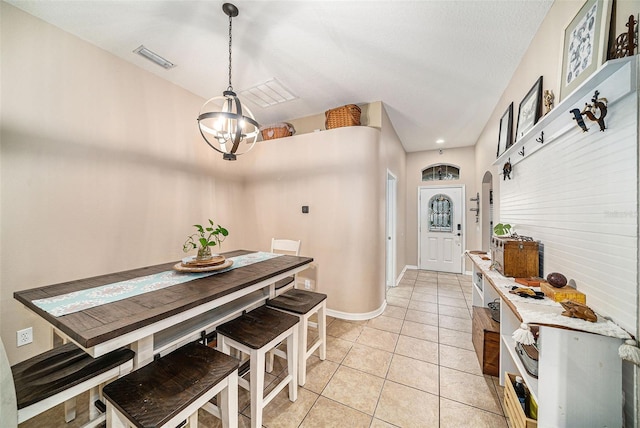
[468,252,629,427]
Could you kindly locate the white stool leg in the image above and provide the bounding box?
[88,385,100,421]
[220,370,238,428]
[298,315,309,386]
[266,349,275,373]
[287,327,298,401]
[250,348,265,428]
[188,409,198,427]
[64,397,77,422]
[106,403,129,428]
[318,302,327,360]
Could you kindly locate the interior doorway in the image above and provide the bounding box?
[386,171,397,287]
[418,185,464,273]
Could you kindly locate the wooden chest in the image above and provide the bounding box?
[472,306,500,377]
[491,237,539,278]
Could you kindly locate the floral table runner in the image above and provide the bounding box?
[33,252,282,317]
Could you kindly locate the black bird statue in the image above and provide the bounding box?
[570,108,589,132]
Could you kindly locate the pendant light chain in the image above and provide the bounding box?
[227,14,233,91]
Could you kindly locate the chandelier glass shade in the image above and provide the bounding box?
[197,3,259,161]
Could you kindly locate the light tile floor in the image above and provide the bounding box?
[21,270,510,428]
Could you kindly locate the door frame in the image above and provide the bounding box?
[386,170,397,287]
[417,184,466,273]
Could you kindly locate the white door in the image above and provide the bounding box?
[419,186,464,273]
[386,171,397,287]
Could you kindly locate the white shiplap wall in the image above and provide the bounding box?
[499,68,638,336]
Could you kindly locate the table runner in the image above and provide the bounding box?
[33,252,281,317]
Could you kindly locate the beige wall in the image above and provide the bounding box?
[238,126,395,315]
[405,146,477,269]
[0,3,249,363]
[0,4,407,363]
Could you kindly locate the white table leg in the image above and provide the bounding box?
[130,335,154,369]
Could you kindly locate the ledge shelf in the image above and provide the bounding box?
[494,55,638,168]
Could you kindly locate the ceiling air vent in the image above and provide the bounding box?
[240,78,297,108]
[133,45,175,70]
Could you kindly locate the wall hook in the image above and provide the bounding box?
[536,131,544,144]
[518,146,525,157]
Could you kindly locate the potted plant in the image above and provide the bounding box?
[183,219,229,260]
[493,223,513,237]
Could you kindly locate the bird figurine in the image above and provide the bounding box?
[560,300,597,322]
[570,108,588,132]
[581,91,608,131]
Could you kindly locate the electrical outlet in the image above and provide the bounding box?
[17,327,32,347]
[304,279,312,290]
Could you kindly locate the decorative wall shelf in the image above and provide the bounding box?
[494,55,638,167]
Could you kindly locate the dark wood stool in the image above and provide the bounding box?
[103,342,238,428]
[216,305,299,428]
[8,341,134,426]
[266,289,327,386]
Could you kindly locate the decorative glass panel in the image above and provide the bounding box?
[429,194,453,232]
[422,164,460,181]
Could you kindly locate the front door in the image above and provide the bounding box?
[419,186,464,273]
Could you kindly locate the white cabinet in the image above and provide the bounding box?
[468,254,624,427]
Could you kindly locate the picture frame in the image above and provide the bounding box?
[497,103,513,158]
[515,76,543,142]
[559,0,613,101]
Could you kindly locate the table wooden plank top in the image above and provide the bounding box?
[14,250,313,349]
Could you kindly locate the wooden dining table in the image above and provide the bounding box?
[14,250,313,368]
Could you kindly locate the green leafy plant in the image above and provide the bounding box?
[493,223,512,236]
[183,219,229,257]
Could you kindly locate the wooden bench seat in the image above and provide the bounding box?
[103,342,238,428]
[6,341,134,426]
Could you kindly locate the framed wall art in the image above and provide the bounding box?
[515,76,543,142]
[560,0,613,101]
[497,103,513,158]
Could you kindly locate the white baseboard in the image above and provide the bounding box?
[326,300,387,321]
[405,265,418,270]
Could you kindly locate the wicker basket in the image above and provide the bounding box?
[325,104,361,129]
[260,123,295,140]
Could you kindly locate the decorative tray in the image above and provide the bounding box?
[173,256,233,273]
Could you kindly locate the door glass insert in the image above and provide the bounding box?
[428,194,453,232]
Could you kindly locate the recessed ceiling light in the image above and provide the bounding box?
[133,45,175,70]
[436,139,445,144]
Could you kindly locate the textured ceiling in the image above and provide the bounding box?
[7,0,553,152]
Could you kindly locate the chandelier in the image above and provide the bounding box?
[197,3,259,161]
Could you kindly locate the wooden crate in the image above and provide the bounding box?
[472,307,500,377]
[504,372,538,428]
[540,282,586,304]
[491,237,539,278]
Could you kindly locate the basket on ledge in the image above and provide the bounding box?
[325,104,361,129]
[260,122,296,140]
